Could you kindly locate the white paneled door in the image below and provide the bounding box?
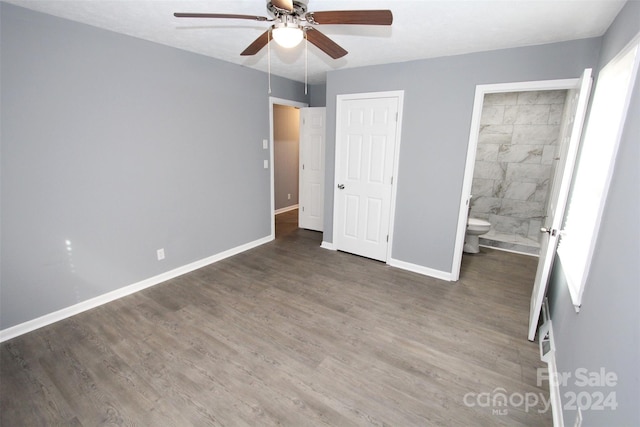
[334,95,401,262]
[299,107,326,231]
[528,68,593,341]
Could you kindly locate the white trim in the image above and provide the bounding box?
[388,257,455,281]
[540,299,563,427]
[452,86,486,281]
[478,244,540,257]
[331,90,405,263]
[385,92,405,263]
[275,204,299,215]
[0,235,272,343]
[452,78,580,281]
[547,351,565,427]
[320,241,336,250]
[269,97,308,240]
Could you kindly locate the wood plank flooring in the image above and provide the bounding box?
[1,210,551,426]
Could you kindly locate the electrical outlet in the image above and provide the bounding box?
[288,193,291,200]
[264,159,269,169]
[157,248,165,261]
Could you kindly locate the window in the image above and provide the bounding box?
[557,36,639,310]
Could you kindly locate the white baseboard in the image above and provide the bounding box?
[0,235,273,343]
[539,299,563,427]
[320,241,336,250]
[547,350,565,427]
[387,257,455,281]
[318,245,453,281]
[275,204,299,215]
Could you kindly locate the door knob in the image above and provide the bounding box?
[337,184,345,190]
[540,227,557,236]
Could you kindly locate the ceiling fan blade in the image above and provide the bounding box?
[306,10,393,26]
[272,0,294,12]
[174,13,270,22]
[240,30,271,56]
[305,28,347,59]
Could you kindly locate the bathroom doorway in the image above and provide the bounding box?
[452,76,590,281]
[469,89,569,255]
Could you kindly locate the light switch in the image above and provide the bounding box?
[262,139,268,149]
[264,159,269,169]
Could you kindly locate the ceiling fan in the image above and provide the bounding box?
[174,0,393,59]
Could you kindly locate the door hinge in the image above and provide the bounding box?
[391,176,393,185]
[386,235,389,242]
[395,112,398,122]
[302,164,305,170]
[302,206,305,212]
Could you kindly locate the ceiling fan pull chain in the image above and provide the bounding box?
[305,30,308,95]
[267,28,272,94]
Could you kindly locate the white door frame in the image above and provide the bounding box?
[332,90,405,262]
[452,78,580,280]
[269,97,308,239]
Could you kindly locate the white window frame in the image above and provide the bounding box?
[557,34,640,310]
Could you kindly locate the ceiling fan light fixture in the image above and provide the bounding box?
[272,19,303,48]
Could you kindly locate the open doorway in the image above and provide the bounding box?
[273,104,300,215]
[452,76,590,281]
[468,89,569,256]
[269,97,307,239]
[274,104,300,239]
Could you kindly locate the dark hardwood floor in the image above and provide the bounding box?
[275,208,300,238]
[1,209,551,426]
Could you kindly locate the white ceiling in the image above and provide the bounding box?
[4,0,627,84]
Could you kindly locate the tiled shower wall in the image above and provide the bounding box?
[470,90,568,245]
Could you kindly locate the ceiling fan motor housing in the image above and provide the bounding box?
[274,14,301,29]
[267,0,308,18]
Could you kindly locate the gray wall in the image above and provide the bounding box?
[548,1,640,425]
[323,38,601,273]
[309,83,327,107]
[0,3,307,329]
[273,105,300,211]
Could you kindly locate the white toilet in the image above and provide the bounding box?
[464,218,491,253]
